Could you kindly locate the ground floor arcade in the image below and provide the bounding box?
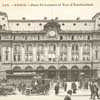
[6,65,97,82]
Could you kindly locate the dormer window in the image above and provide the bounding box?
[39,23,42,26]
[28,23,31,26]
[16,23,19,26]
[62,23,65,26]
[44,17,47,20]
[84,23,87,26]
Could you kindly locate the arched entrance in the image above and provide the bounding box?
[48,66,56,79]
[24,66,33,72]
[71,66,79,81]
[82,66,90,78]
[79,66,90,89]
[13,66,22,72]
[59,66,67,80]
[36,66,44,76]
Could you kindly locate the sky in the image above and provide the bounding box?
[0,0,100,20]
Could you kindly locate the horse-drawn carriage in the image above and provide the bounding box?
[23,78,51,95]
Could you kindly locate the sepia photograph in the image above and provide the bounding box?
[0,0,100,100]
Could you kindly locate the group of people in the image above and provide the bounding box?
[54,81,100,100]
[14,79,51,95]
[54,81,77,95]
[54,82,72,100]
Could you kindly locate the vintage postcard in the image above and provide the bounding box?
[0,0,100,100]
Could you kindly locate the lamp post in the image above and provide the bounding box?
[91,32,93,82]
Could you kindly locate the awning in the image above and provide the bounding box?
[7,72,36,77]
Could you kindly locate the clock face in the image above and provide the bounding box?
[48,31,56,37]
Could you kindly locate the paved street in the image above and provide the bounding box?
[0,95,91,100]
[0,83,99,100]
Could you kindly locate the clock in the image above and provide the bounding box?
[48,31,56,37]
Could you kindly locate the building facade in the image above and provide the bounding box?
[0,11,100,82]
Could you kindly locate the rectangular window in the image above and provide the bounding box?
[0,48,1,62]
[14,55,16,61]
[25,44,32,62]
[6,55,8,61]
[5,47,10,61]
[13,45,21,62]
[96,50,98,60]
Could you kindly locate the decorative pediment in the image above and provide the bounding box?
[44,20,61,31]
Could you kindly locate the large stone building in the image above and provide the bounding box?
[0,11,100,82]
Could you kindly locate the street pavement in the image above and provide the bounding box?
[0,82,100,100]
[0,95,96,100]
[0,89,100,100]
[0,89,99,100]
[49,88,91,96]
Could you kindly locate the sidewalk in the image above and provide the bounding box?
[49,88,91,96]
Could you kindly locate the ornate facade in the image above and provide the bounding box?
[0,11,100,82]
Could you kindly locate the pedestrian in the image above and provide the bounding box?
[71,82,77,93]
[93,84,99,99]
[64,82,67,91]
[89,81,94,99]
[54,83,59,95]
[64,90,72,100]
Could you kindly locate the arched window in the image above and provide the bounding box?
[48,66,56,79]
[71,66,79,81]
[13,66,22,72]
[82,66,90,78]
[25,66,33,72]
[59,66,67,79]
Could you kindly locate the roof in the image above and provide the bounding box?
[8,19,94,23]
[92,12,100,20]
